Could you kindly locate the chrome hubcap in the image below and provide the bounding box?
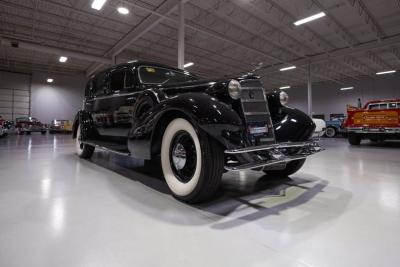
[172,143,187,170]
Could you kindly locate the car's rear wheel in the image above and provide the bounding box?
[348,133,361,145]
[161,118,224,203]
[325,127,337,138]
[263,158,306,177]
[75,124,95,158]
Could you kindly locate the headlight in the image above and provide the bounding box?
[228,79,241,100]
[279,91,289,106]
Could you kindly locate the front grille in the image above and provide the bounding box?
[239,79,275,145]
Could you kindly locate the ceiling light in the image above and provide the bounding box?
[294,12,326,26]
[184,62,194,68]
[47,78,54,83]
[91,0,107,10]
[280,65,296,71]
[376,70,396,75]
[340,86,354,91]
[279,86,291,90]
[117,6,129,15]
[59,56,68,63]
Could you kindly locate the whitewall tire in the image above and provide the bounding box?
[75,124,95,158]
[160,118,224,203]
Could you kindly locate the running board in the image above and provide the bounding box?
[82,140,130,156]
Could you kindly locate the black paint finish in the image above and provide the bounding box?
[73,61,315,160]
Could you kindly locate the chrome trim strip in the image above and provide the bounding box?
[225,140,318,154]
[241,99,266,103]
[87,91,138,101]
[81,141,131,156]
[244,112,270,115]
[225,155,307,171]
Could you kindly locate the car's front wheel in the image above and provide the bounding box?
[325,127,337,138]
[75,124,95,158]
[161,118,224,203]
[348,133,361,145]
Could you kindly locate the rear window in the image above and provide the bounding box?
[138,66,197,85]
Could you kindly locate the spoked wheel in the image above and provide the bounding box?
[161,118,224,203]
[75,124,95,158]
[325,127,336,138]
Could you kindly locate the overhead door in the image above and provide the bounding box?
[0,71,31,121]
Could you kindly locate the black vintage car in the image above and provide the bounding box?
[73,60,321,203]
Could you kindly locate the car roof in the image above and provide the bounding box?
[90,60,185,78]
[365,99,400,106]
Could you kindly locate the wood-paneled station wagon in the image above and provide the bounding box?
[73,61,322,203]
[344,99,400,145]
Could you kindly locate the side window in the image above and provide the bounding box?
[388,103,397,109]
[110,70,125,92]
[369,104,379,110]
[397,103,400,108]
[94,71,108,96]
[124,69,136,90]
[379,103,388,109]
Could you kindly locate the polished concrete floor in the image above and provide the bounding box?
[0,134,399,267]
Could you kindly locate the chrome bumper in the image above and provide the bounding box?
[347,127,400,134]
[224,140,323,171]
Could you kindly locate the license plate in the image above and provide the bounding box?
[249,126,268,135]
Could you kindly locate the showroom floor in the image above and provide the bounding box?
[0,134,399,267]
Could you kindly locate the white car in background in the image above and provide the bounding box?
[312,118,326,138]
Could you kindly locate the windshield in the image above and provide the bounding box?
[138,66,198,85]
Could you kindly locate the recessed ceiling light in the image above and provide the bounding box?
[91,0,107,10]
[117,6,129,15]
[376,70,396,75]
[184,62,194,68]
[279,86,291,89]
[59,56,68,63]
[279,65,296,71]
[340,86,354,91]
[294,12,326,26]
[47,78,54,83]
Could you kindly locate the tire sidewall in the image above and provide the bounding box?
[161,118,203,198]
[325,127,336,138]
[75,124,84,156]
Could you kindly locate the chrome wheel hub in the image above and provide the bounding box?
[172,143,187,170]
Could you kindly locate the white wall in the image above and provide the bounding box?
[0,70,86,123]
[278,72,400,119]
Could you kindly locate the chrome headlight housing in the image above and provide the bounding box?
[228,79,241,100]
[279,91,289,106]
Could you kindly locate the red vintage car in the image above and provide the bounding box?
[344,99,400,145]
[15,117,47,135]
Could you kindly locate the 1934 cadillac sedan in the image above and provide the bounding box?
[73,61,322,203]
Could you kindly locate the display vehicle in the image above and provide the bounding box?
[49,119,73,134]
[15,117,47,135]
[0,124,7,138]
[344,99,400,145]
[73,61,322,203]
[325,118,345,138]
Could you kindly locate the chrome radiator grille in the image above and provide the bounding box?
[239,79,275,144]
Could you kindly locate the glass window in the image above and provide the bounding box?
[138,66,198,85]
[369,104,379,110]
[388,103,397,109]
[110,70,125,92]
[397,103,400,108]
[379,103,388,109]
[124,69,136,89]
[93,71,108,96]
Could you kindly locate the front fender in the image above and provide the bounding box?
[274,107,316,142]
[128,93,243,159]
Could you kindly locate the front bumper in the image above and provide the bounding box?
[224,140,323,171]
[347,127,400,134]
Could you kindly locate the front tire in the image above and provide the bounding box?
[348,133,361,145]
[263,159,306,177]
[75,124,95,158]
[325,127,337,138]
[161,118,224,203]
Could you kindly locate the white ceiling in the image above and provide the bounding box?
[1,0,400,89]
